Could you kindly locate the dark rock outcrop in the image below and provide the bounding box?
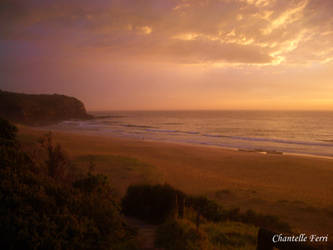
[0,90,93,125]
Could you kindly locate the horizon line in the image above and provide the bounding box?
[87,108,333,112]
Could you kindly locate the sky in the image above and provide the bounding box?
[1,0,333,111]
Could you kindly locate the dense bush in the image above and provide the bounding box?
[0,118,18,145]
[0,118,138,250]
[186,195,224,222]
[122,183,290,233]
[155,219,211,250]
[202,222,257,249]
[187,195,291,232]
[240,209,291,233]
[122,184,185,224]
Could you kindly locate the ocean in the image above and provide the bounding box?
[49,110,333,158]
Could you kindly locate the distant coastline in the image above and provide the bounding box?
[0,90,92,125]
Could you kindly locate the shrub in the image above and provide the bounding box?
[0,119,138,250]
[187,195,291,233]
[122,183,291,232]
[0,117,18,145]
[240,209,291,233]
[38,132,70,180]
[202,222,257,249]
[155,219,211,250]
[122,184,185,224]
[186,195,224,222]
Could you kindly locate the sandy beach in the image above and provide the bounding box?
[18,125,333,235]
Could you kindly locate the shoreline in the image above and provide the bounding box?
[36,125,333,161]
[146,138,333,160]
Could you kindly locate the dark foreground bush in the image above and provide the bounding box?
[240,209,291,233]
[203,222,257,249]
[155,219,211,250]
[186,195,224,222]
[0,118,18,146]
[122,183,291,233]
[187,195,291,232]
[122,184,185,224]
[0,118,138,250]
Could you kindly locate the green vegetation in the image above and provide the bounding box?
[186,195,291,232]
[122,184,185,224]
[0,118,137,249]
[155,219,210,250]
[155,219,258,250]
[202,222,257,250]
[122,184,293,249]
[0,90,92,125]
[122,184,291,233]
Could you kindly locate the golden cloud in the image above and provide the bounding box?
[1,0,333,66]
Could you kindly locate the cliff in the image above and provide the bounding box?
[0,90,93,125]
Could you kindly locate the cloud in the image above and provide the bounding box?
[1,0,333,65]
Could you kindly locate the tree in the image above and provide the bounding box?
[0,119,138,250]
[38,132,69,179]
[0,117,18,147]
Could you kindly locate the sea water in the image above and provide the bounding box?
[50,110,333,158]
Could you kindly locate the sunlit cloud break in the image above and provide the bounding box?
[2,0,333,65]
[1,0,333,110]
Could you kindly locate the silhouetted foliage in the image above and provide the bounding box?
[0,117,18,147]
[122,183,291,233]
[187,195,223,222]
[0,119,138,250]
[38,132,70,180]
[187,195,291,233]
[122,184,185,224]
[155,219,210,250]
[203,222,257,249]
[0,117,17,139]
[240,209,291,233]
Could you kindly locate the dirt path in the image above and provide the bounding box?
[125,217,158,250]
